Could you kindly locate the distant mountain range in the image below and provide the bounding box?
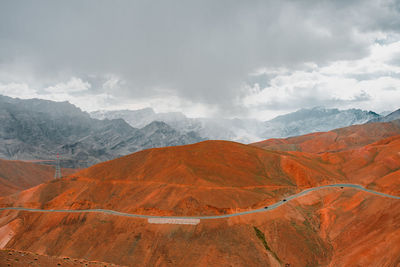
[262,107,381,139]
[0,95,204,167]
[91,109,265,143]
[368,108,400,123]
[2,119,400,266]
[1,94,398,168]
[91,106,383,143]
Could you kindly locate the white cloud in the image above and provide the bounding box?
[0,78,109,112]
[0,82,37,99]
[102,74,125,92]
[243,40,400,120]
[44,77,91,93]
[1,39,400,120]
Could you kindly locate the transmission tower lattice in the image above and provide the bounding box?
[54,153,62,179]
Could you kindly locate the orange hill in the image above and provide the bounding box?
[0,121,399,266]
[0,159,76,197]
[320,134,400,195]
[0,180,398,266]
[251,120,400,196]
[1,140,346,216]
[252,119,400,153]
[2,133,399,216]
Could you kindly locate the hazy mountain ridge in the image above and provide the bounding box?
[0,94,391,168]
[91,106,382,143]
[368,108,400,123]
[0,95,204,167]
[2,123,400,266]
[263,107,381,138]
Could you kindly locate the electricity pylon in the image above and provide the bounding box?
[54,153,62,179]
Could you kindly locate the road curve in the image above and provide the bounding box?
[0,184,399,220]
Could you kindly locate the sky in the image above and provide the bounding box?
[0,0,400,120]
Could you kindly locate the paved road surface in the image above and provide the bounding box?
[1,184,399,220]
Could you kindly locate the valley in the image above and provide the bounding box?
[0,120,399,266]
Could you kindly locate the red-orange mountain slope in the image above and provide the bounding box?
[1,140,346,216]
[251,120,400,196]
[252,119,400,153]
[0,249,123,266]
[0,125,399,266]
[0,159,76,197]
[0,181,398,266]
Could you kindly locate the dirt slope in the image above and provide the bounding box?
[0,123,399,266]
[1,141,346,216]
[0,187,398,266]
[321,134,400,195]
[252,120,400,153]
[0,249,123,266]
[0,159,76,196]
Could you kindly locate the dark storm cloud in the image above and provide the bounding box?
[0,0,399,114]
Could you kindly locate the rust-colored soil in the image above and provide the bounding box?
[0,187,398,266]
[0,121,399,266]
[0,248,123,266]
[0,159,76,196]
[252,120,400,153]
[0,141,349,216]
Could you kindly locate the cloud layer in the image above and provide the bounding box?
[0,0,400,118]
[244,41,400,118]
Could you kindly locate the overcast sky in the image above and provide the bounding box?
[1,0,400,119]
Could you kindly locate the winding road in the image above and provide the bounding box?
[0,184,399,220]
